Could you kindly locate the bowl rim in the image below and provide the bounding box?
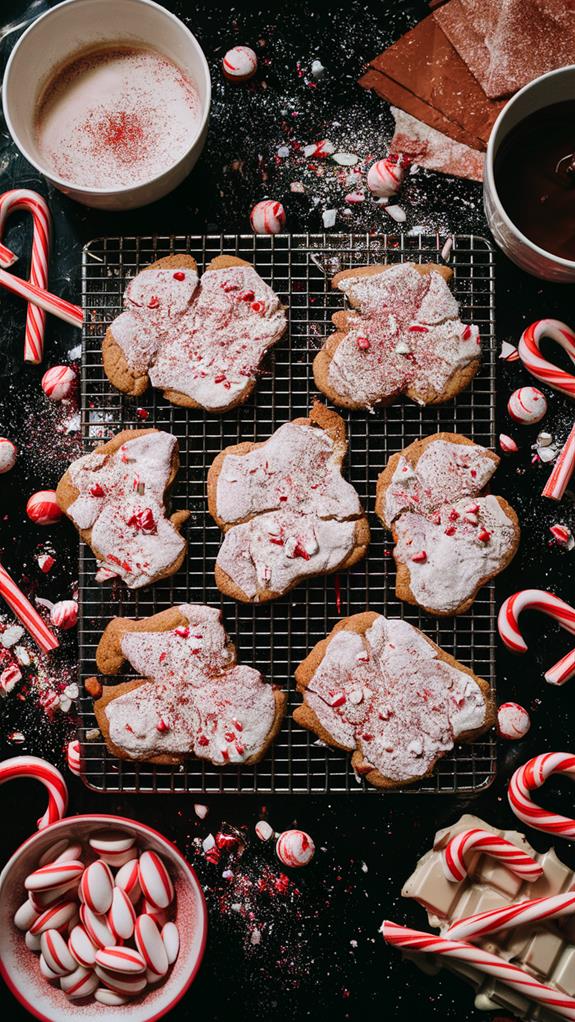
[0,812,208,1022]
[485,63,575,271]
[1,0,212,198]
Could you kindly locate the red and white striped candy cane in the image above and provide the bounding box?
[498,589,575,654]
[0,190,51,364]
[518,319,575,399]
[0,562,58,653]
[381,920,575,1020]
[0,755,68,829]
[545,648,575,686]
[446,890,575,943]
[0,240,17,268]
[0,269,83,329]
[508,753,575,839]
[542,423,575,501]
[442,827,542,883]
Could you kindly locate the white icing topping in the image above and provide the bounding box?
[381,439,515,614]
[104,605,278,763]
[327,263,480,407]
[302,615,486,782]
[214,419,364,599]
[67,432,185,589]
[110,264,286,411]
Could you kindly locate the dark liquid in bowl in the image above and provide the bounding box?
[494,100,575,261]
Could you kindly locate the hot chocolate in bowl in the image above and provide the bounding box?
[484,65,575,282]
[2,0,211,210]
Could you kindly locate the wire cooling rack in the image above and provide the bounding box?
[79,232,497,795]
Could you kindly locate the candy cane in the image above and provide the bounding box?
[508,753,575,839]
[0,241,17,268]
[0,269,83,329]
[545,648,575,686]
[446,890,575,943]
[0,190,51,364]
[442,828,542,883]
[381,921,575,1020]
[0,562,58,653]
[518,319,575,399]
[498,589,575,654]
[542,423,575,501]
[0,756,68,829]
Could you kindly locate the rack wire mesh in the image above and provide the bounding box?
[79,232,497,795]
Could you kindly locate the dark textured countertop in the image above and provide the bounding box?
[1,2,575,1020]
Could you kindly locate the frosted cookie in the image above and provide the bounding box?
[313,262,481,410]
[207,401,370,603]
[56,428,189,589]
[375,432,520,616]
[92,604,286,765]
[294,611,494,789]
[103,254,287,412]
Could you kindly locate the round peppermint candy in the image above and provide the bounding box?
[41,365,76,401]
[222,45,258,82]
[507,386,548,424]
[497,702,531,740]
[367,157,405,198]
[26,490,63,526]
[276,829,315,867]
[0,437,17,474]
[250,200,286,235]
[50,600,78,630]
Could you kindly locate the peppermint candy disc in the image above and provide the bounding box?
[68,924,97,968]
[115,858,141,903]
[222,45,258,82]
[367,157,405,198]
[0,437,17,474]
[41,366,76,401]
[29,899,77,935]
[38,839,69,866]
[94,987,130,1006]
[497,702,531,740]
[60,965,99,999]
[138,850,174,909]
[29,879,79,912]
[79,903,114,949]
[89,831,136,856]
[50,600,78,630]
[26,490,63,526]
[135,914,169,976]
[79,859,114,915]
[40,929,76,975]
[25,930,42,951]
[250,200,286,235]
[94,965,147,995]
[54,843,83,864]
[95,945,146,975]
[39,954,60,981]
[276,829,315,867]
[25,859,84,892]
[507,386,548,425]
[162,921,180,965]
[14,898,39,931]
[108,886,136,941]
[141,900,167,927]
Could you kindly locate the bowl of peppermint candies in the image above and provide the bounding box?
[0,757,207,1021]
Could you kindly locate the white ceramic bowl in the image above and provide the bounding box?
[2,0,211,210]
[0,814,207,1022]
[484,65,575,282]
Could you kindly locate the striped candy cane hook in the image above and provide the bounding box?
[0,190,52,364]
[498,589,575,686]
[508,752,575,839]
[518,319,575,400]
[0,756,68,830]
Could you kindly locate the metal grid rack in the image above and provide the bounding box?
[79,232,497,795]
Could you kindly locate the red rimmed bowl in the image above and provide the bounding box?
[0,813,207,1022]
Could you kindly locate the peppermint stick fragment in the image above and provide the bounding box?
[545,648,575,686]
[442,827,542,883]
[381,920,575,1021]
[0,562,58,652]
[542,423,575,501]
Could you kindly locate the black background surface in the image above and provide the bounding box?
[0,2,574,1020]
